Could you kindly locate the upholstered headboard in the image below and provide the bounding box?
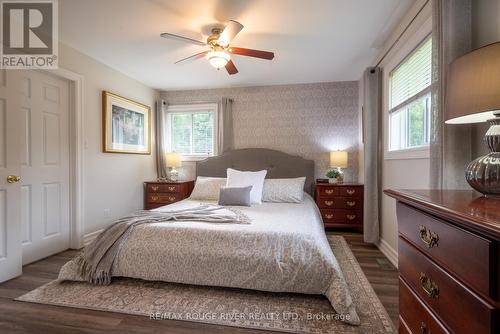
[196,148,315,194]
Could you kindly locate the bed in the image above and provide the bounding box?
[59,148,360,325]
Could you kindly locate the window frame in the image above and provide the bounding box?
[382,16,432,160]
[163,103,219,161]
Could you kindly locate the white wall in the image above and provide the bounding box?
[58,43,158,235]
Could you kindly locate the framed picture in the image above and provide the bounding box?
[102,91,151,154]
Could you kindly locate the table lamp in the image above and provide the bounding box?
[445,42,500,197]
[329,151,348,183]
[165,152,181,182]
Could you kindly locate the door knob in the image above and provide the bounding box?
[7,175,21,183]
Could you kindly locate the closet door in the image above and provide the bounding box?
[0,69,22,283]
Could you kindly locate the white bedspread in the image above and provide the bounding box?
[59,194,360,325]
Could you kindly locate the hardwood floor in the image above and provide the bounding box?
[0,232,398,333]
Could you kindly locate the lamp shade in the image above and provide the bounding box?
[165,152,181,168]
[445,42,500,124]
[330,151,348,168]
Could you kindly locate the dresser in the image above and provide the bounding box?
[144,181,194,210]
[315,182,363,232]
[385,189,500,334]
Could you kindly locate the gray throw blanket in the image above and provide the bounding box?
[76,205,250,285]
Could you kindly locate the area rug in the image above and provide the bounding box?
[16,236,395,333]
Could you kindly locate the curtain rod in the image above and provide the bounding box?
[371,0,430,73]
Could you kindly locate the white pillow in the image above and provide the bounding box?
[226,168,267,204]
[189,177,227,201]
[262,177,306,203]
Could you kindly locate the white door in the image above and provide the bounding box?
[20,71,70,265]
[0,69,23,282]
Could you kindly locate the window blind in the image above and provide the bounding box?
[390,36,432,110]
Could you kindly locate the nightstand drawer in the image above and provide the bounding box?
[147,193,179,204]
[144,181,194,210]
[317,186,339,197]
[317,197,361,209]
[339,186,362,197]
[317,198,337,208]
[147,184,180,193]
[320,209,360,223]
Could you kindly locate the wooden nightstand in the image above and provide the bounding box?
[144,181,194,210]
[315,182,364,232]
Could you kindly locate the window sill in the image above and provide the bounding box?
[384,146,430,160]
[181,155,214,162]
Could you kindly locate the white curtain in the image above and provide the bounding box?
[155,99,168,179]
[429,0,472,189]
[363,68,382,244]
[217,98,234,153]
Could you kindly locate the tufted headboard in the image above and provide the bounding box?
[196,148,315,194]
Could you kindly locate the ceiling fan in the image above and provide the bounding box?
[160,20,274,75]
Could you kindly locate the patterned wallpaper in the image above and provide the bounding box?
[162,81,360,182]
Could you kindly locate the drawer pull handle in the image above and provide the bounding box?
[346,201,356,207]
[168,196,176,201]
[168,186,176,191]
[419,225,439,248]
[325,189,334,195]
[325,214,334,219]
[346,189,355,195]
[346,214,356,220]
[151,196,159,201]
[419,272,439,299]
[151,186,159,191]
[420,322,429,334]
[324,200,334,206]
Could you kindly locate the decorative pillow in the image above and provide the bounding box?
[226,168,267,204]
[262,177,306,203]
[218,186,253,206]
[189,177,227,201]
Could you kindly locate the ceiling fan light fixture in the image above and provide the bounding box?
[207,50,230,69]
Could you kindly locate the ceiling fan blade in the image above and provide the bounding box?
[225,59,238,75]
[218,20,244,46]
[160,32,206,46]
[229,47,274,60]
[174,51,208,64]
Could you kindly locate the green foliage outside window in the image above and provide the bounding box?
[170,112,213,155]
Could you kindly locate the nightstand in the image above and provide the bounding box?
[144,180,195,210]
[315,182,364,232]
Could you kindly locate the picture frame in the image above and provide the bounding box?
[102,91,151,154]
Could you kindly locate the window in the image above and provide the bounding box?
[388,36,432,152]
[164,104,218,159]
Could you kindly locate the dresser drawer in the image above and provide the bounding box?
[397,203,493,298]
[317,197,361,209]
[316,186,339,197]
[339,186,362,197]
[400,277,450,334]
[147,184,180,193]
[399,237,494,334]
[147,193,179,204]
[320,209,360,224]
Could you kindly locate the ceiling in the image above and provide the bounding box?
[59,0,415,91]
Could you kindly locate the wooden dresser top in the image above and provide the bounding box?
[384,189,500,240]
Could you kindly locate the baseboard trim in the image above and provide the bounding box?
[83,229,103,246]
[376,238,398,268]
